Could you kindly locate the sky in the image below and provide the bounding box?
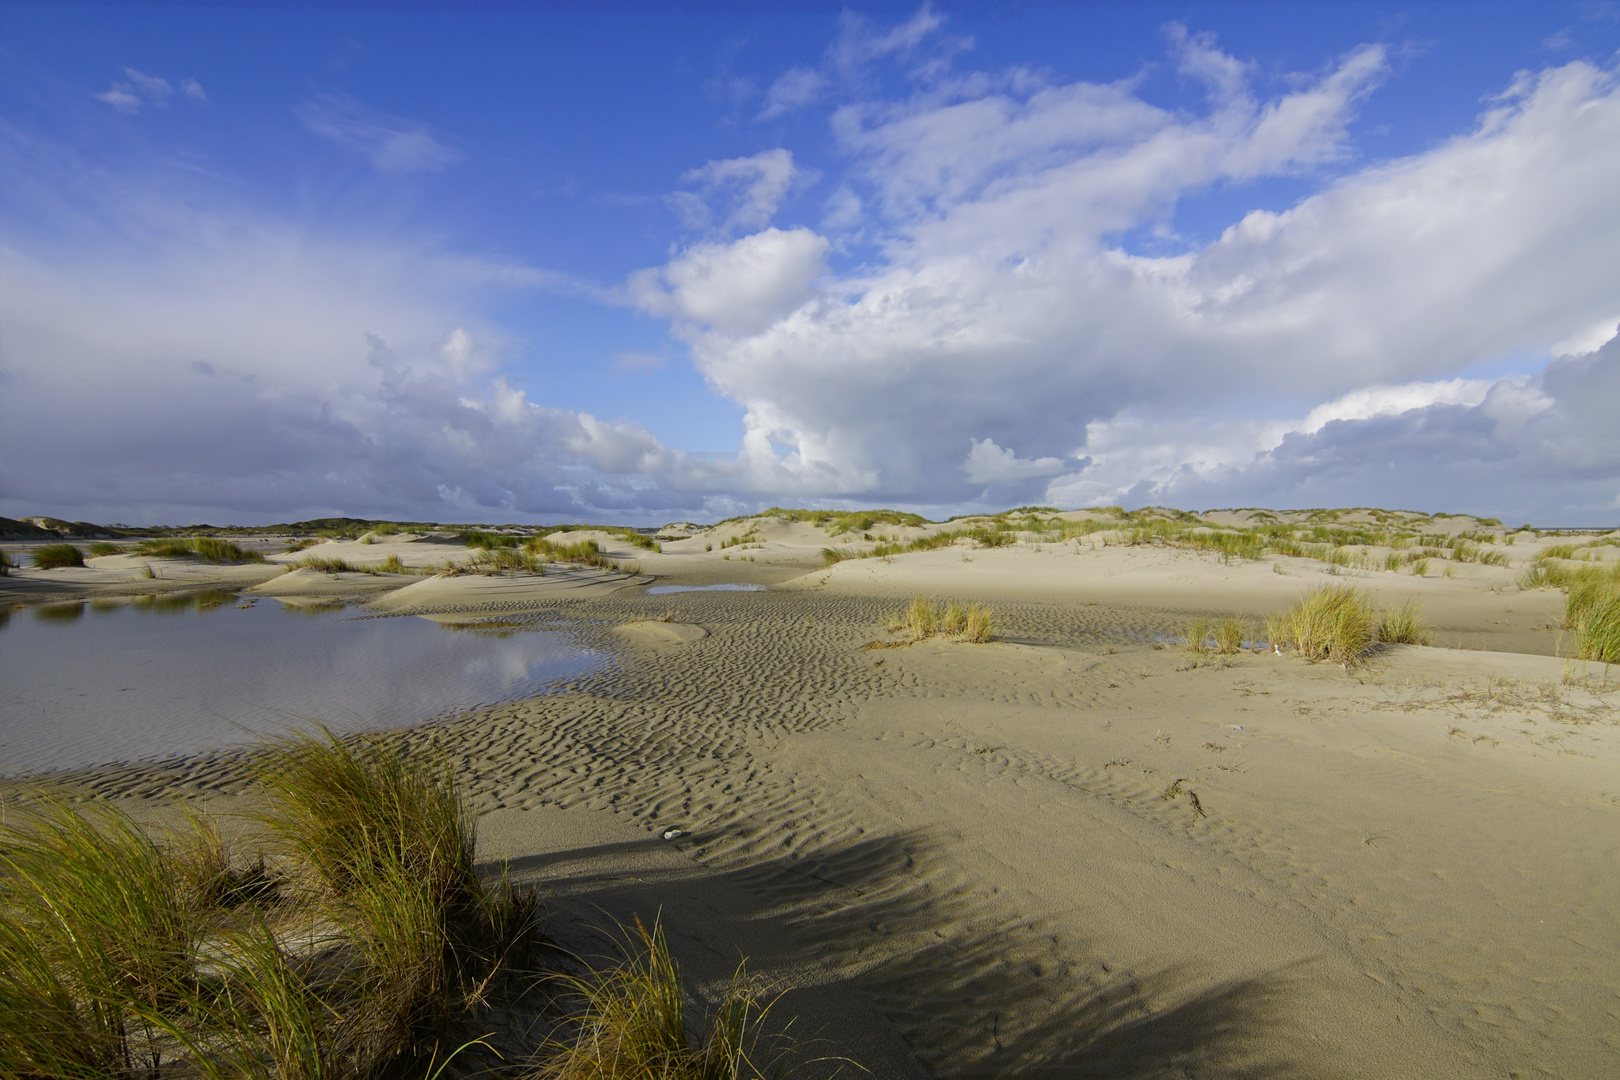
[2,1,1618,527]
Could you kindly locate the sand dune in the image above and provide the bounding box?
[8,509,1617,1076]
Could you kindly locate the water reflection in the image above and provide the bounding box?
[0,597,604,776]
[35,602,85,623]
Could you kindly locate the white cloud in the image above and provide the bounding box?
[760,66,826,120]
[96,68,203,114]
[628,31,1620,519]
[297,94,461,174]
[627,226,828,337]
[962,438,1066,485]
[668,148,800,233]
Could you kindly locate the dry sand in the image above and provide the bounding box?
[7,513,1618,1077]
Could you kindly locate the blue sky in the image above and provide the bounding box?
[2,1,1618,525]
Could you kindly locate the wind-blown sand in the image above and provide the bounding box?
[6,512,1617,1076]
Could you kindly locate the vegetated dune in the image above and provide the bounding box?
[8,506,1618,1078]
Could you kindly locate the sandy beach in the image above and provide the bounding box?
[4,510,1617,1077]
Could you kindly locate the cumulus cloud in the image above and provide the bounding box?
[1049,333,1620,521]
[96,69,204,114]
[668,148,800,233]
[627,19,1620,521]
[627,226,828,337]
[297,94,461,173]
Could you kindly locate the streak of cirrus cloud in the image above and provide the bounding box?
[633,24,1620,522]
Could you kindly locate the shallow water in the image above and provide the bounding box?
[0,593,605,776]
[644,583,767,595]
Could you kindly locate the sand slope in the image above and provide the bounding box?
[27,528,1619,1077]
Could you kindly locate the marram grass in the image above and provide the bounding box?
[1,729,807,1079]
[30,543,85,569]
[1266,586,1435,665]
[883,596,997,643]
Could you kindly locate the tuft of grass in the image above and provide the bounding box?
[87,542,126,558]
[884,595,996,643]
[0,796,202,1078]
[1180,617,1211,655]
[538,918,783,1080]
[1409,558,1430,577]
[1213,616,1246,655]
[137,536,267,564]
[1274,585,1377,665]
[31,543,85,569]
[284,537,319,554]
[0,549,11,576]
[1574,589,1620,663]
[300,555,357,574]
[1377,599,1432,646]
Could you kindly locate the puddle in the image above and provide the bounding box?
[0,595,605,776]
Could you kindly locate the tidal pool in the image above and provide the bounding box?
[0,593,604,776]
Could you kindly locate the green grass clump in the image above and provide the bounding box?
[86,542,126,557]
[1271,586,1377,665]
[1574,589,1620,663]
[460,530,520,551]
[300,555,357,574]
[883,596,997,643]
[0,733,538,1080]
[1377,600,1432,646]
[0,549,11,576]
[31,543,85,569]
[136,536,266,564]
[1213,616,1246,654]
[0,797,203,1077]
[1181,617,1211,655]
[539,919,781,1080]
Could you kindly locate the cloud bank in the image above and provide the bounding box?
[628,25,1620,522]
[6,16,1620,526]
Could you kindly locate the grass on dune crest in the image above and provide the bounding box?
[2,729,806,1079]
[136,536,267,564]
[30,543,85,569]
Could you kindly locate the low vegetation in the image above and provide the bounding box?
[0,550,12,576]
[882,595,998,644]
[30,543,85,569]
[0,730,797,1079]
[1518,549,1620,663]
[136,536,268,564]
[1264,587,1433,665]
[1182,616,1248,655]
[87,542,127,557]
[538,919,784,1080]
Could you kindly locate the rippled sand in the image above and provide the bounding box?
[43,577,1619,1080]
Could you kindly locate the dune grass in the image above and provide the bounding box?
[86,542,127,557]
[538,918,782,1080]
[1265,588,1435,664]
[1377,599,1432,646]
[1182,616,1248,656]
[1,730,816,1079]
[883,596,997,643]
[30,543,85,569]
[136,536,267,564]
[1267,586,1377,664]
[0,549,11,576]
